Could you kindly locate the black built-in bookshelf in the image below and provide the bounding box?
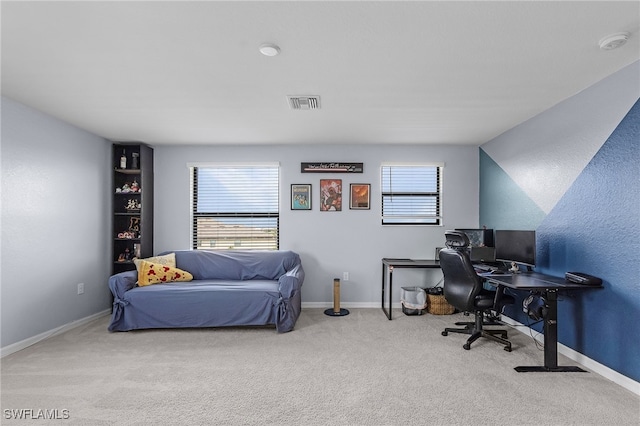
[112,143,153,275]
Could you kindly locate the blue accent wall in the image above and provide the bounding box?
[536,99,640,381]
[480,60,639,382]
[479,149,546,230]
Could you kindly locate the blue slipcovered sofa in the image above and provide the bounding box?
[108,250,304,333]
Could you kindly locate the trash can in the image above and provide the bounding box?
[400,286,427,316]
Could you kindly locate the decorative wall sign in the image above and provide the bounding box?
[301,162,363,173]
[320,179,342,211]
[291,184,312,210]
[349,184,370,210]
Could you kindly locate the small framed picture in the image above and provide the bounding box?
[291,184,312,210]
[320,179,342,211]
[349,183,370,210]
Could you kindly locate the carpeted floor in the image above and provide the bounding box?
[2,308,638,425]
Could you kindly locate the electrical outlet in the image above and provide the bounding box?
[343,272,349,281]
[77,283,85,295]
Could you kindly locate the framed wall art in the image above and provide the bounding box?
[291,184,312,210]
[320,179,342,211]
[349,183,370,210]
[301,162,363,173]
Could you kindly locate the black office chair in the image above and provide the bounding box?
[440,230,514,352]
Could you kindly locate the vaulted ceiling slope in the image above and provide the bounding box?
[2,1,639,146]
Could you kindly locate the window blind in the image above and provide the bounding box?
[192,165,279,250]
[381,164,442,225]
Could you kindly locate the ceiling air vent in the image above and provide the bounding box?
[287,95,320,110]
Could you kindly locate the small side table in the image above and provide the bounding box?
[381,258,441,320]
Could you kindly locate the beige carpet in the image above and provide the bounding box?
[2,309,638,425]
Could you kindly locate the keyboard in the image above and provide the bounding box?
[474,264,495,272]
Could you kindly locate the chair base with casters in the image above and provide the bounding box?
[442,308,512,352]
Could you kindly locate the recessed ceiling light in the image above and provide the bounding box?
[598,33,629,50]
[259,43,280,57]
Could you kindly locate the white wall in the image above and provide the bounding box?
[1,97,111,348]
[154,144,479,305]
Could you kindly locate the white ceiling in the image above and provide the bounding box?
[2,1,639,146]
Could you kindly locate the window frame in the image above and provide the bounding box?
[190,163,280,250]
[380,163,443,226]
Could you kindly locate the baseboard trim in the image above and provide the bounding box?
[303,302,400,309]
[1,310,111,358]
[499,315,640,396]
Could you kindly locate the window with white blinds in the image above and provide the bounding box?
[381,164,442,225]
[192,165,279,250]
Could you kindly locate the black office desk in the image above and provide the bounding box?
[381,258,440,320]
[484,271,602,373]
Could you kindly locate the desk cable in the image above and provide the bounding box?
[497,288,546,351]
[425,276,444,294]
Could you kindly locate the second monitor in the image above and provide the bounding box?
[455,228,494,247]
[455,228,495,263]
[494,230,536,269]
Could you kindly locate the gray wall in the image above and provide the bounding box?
[1,97,111,348]
[154,144,479,305]
[0,97,479,349]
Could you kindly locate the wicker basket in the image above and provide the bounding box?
[426,294,455,315]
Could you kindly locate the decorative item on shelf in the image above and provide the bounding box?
[129,217,141,234]
[133,243,141,259]
[131,152,139,169]
[125,199,141,211]
[116,181,141,193]
[117,248,132,262]
[117,231,137,239]
[120,150,127,169]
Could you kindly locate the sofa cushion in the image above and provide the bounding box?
[137,260,193,286]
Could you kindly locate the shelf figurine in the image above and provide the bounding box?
[125,199,141,211]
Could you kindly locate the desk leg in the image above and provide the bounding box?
[515,289,586,373]
[544,289,559,368]
[381,263,392,320]
[389,267,393,320]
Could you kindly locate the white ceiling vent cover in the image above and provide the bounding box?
[287,96,320,110]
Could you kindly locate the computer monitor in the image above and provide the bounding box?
[494,230,536,268]
[455,228,494,247]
